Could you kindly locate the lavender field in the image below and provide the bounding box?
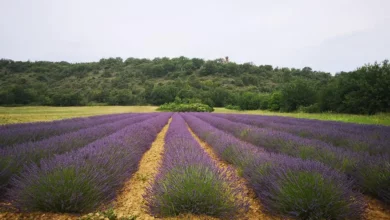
[0,112,389,220]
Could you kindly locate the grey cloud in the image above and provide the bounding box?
[0,0,389,73]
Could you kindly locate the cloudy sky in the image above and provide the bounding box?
[0,0,389,73]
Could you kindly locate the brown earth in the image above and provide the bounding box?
[0,207,79,220]
[365,197,390,219]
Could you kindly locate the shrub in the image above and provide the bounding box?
[9,163,101,212]
[157,103,214,112]
[225,105,241,111]
[298,103,321,113]
[245,160,365,219]
[268,91,282,111]
[353,157,390,202]
[147,165,239,217]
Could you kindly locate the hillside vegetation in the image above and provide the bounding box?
[0,57,388,115]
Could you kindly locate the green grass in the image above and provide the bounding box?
[214,108,390,126]
[0,106,158,125]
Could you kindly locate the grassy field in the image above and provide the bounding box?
[0,106,158,124]
[214,108,390,126]
[1,106,389,126]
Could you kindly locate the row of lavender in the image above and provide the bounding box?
[214,114,390,156]
[192,113,390,204]
[7,113,171,212]
[0,113,159,199]
[183,113,365,219]
[145,114,246,218]
[0,113,137,147]
[227,113,390,139]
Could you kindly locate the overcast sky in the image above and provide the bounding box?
[0,0,389,73]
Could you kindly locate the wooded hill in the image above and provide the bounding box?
[0,57,388,114]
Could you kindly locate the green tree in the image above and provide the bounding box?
[269,91,282,111]
[149,85,179,105]
[280,80,317,112]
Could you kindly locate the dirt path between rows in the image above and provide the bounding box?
[187,125,281,220]
[114,119,172,219]
[365,197,390,219]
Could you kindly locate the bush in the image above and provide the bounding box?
[268,91,282,111]
[298,103,321,113]
[280,79,317,112]
[157,103,214,112]
[147,165,239,217]
[245,160,365,219]
[225,105,241,111]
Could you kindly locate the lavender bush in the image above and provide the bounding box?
[218,113,390,139]
[144,114,246,218]
[246,159,365,220]
[193,113,390,203]
[7,113,171,212]
[214,114,390,156]
[0,113,156,196]
[183,113,365,219]
[0,113,136,148]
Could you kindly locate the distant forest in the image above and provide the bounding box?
[0,57,389,115]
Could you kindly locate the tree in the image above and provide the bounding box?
[149,85,179,105]
[191,58,205,69]
[199,61,218,76]
[269,91,282,111]
[108,89,136,105]
[280,80,317,112]
[51,92,83,106]
[238,92,262,110]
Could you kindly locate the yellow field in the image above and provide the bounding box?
[0,106,158,124]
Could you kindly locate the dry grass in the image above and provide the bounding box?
[0,106,158,124]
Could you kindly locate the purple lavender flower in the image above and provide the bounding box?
[0,113,138,147]
[191,113,390,203]
[182,113,366,219]
[214,113,390,156]
[7,113,171,212]
[144,114,247,218]
[0,113,160,197]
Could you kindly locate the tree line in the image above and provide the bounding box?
[0,57,388,115]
